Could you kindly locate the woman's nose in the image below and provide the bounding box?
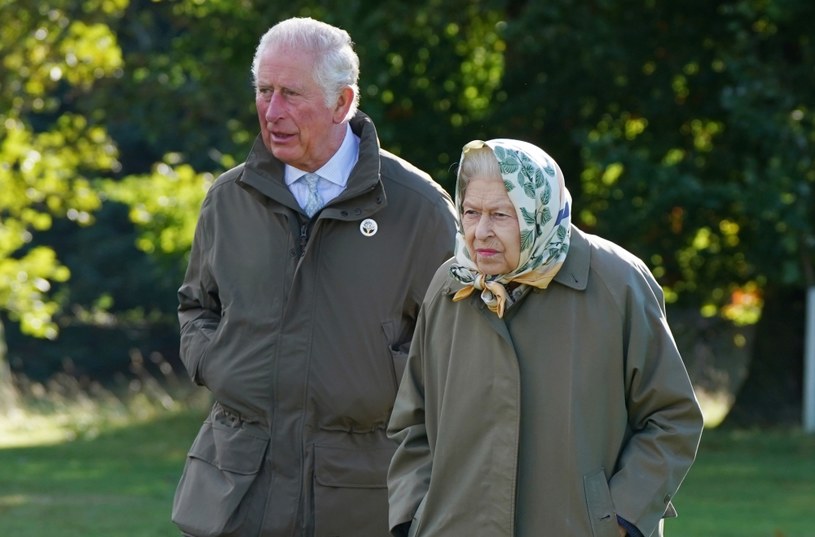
[475,215,493,239]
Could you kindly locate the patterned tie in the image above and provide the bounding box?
[302,172,323,217]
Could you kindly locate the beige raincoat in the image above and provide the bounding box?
[388,226,704,537]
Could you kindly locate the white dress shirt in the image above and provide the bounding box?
[284,123,360,210]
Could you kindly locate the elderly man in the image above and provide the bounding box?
[172,17,456,537]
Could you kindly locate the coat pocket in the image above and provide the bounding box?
[583,468,621,537]
[313,444,392,537]
[179,318,219,386]
[172,417,269,537]
[381,320,410,391]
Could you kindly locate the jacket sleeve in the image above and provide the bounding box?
[406,187,458,319]
[610,265,704,536]
[387,306,432,532]
[177,195,221,387]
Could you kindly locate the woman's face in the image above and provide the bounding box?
[461,174,521,275]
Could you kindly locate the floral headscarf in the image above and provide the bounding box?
[450,139,572,317]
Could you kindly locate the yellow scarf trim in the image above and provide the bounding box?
[452,262,563,318]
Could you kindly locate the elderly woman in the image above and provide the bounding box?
[387,139,704,537]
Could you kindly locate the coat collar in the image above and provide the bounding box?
[237,111,387,220]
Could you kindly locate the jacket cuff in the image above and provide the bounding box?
[617,515,644,537]
[391,522,411,537]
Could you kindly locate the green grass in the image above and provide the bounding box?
[1,406,814,536]
[0,408,207,537]
[668,428,815,537]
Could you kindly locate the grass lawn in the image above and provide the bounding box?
[668,427,815,537]
[1,411,813,537]
[0,409,207,537]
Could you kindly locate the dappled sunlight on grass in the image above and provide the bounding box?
[0,402,209,537]
[670,427,815,536]
[0,365,211,448]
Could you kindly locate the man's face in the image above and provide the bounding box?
[254,44,348,171]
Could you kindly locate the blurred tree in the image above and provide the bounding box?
[2,0,813,424]
[492,0,814,310]
[490,0,814,422]
[0,0,126,406]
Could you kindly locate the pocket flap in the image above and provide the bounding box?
[189,421,268,475]
[314,444,392,489]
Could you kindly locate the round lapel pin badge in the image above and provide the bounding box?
[359,218,378,237]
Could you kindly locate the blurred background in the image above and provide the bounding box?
[1,0,813,434]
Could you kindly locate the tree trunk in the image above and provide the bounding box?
[722,285,805,427]
[0,318,19,415]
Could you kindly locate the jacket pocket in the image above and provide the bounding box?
[381,320,410,391]
[172,415,269,537]
[179,317,218,386]
[313,444,392,537]
[583,468,620,537]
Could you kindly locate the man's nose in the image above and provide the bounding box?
[265,93,284,120]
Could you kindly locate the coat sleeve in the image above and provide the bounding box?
[406,186,458,321]
[387,305,433,532]
[610,264,704,536]
[177,195,221,387]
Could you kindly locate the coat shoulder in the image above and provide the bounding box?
[577,228,665,303]
[208,162,246,192]
[379,149,453,209]
[580,229,655,282]
[421,258,458,305]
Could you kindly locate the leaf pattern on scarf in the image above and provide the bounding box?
[521,229,534,252]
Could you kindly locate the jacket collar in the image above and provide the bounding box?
[238,111,387,220]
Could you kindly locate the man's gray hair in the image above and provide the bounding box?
[251,17,360,121]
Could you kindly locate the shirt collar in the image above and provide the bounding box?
[284,123,360,187]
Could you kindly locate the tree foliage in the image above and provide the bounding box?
[1,0,125,338]
[1,0,813,415]
[490,0,814,316]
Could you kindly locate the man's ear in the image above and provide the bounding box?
[332,86,355,123]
